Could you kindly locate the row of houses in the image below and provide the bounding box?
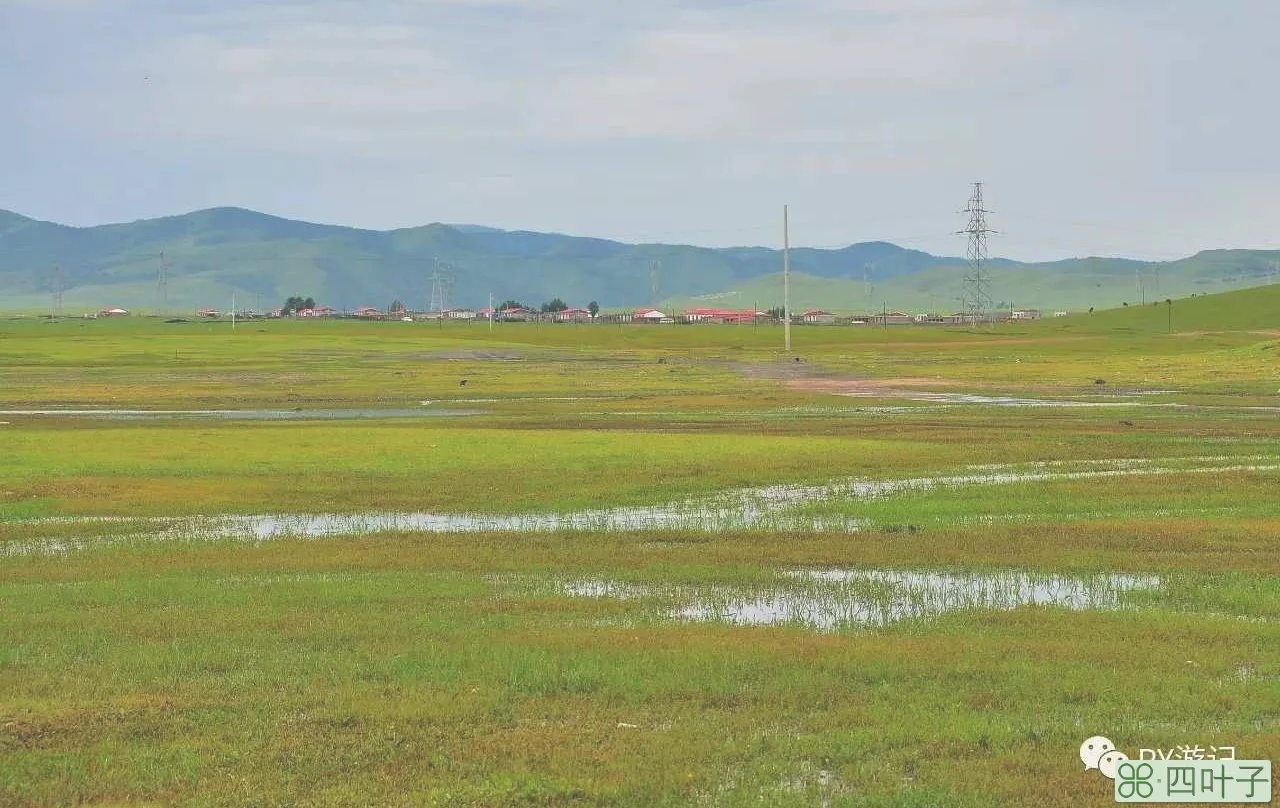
[189,304,1059,324]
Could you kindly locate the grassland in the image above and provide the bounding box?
[1,288,1278,806]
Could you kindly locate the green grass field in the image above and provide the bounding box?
[1,289,1278,806]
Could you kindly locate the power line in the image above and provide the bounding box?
[958,182,995,326]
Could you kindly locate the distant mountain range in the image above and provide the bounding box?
[1,207,1277,313]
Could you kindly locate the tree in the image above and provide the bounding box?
[389,300,406,315]
[587,301,599,318]
[282,296,318,316]
[766,306,785,321]
[540,298,568,313]
[498,299,525,311]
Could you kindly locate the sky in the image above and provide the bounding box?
[1,0,1278,261]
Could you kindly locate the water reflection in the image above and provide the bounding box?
[565,569,1161,630]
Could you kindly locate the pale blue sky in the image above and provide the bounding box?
[2,0,1277,260]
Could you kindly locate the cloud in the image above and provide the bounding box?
[3,0,1280,259]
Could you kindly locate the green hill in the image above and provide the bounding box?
[663,256,1278,316]
[1029,282,1280,335]
[1,207,1277,314]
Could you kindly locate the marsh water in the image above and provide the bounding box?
[5,455,1275,557]
[561,568,1161,630]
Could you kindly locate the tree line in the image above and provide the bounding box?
[499,299,600,316]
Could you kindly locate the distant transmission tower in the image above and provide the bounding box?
[649,260,663,307]
[958,182,995,325]
[157,251,170,311]
[429,258,455,314]
[52,265,64,317]
[863,263,875,303]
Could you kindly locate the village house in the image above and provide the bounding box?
[633,309,671,323]
[802,309,837,325]
[497,306,536,322]
[297,305,338,318]
[915,313,966,325]
[197,306,219,318]
[681,307,762,324]
[868,311,913,326]
[554,308,592,322]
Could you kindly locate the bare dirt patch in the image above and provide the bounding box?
[412,350,526,361]
[786,377,963,397]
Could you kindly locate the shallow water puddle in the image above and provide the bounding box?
[5,457,1276,555]
[564,569,1160,630]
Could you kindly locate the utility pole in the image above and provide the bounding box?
[231,292,236,331]
[958,182,995,326]
[783,204,791,352]
[489,292,494,332]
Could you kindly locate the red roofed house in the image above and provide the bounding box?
[683,307,767,324]
[497,306,535,322]
[298,305,338,318]
[554,307,592,322]
[802,309,837,324]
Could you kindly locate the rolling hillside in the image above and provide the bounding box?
[1,207,1277,314]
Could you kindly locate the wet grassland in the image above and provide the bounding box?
[2,294,1279,806]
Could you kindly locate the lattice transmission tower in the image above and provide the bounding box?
[158,251,170,311]
[429,258,456,314]
[958,182,995,325]
[52,265,64,317]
